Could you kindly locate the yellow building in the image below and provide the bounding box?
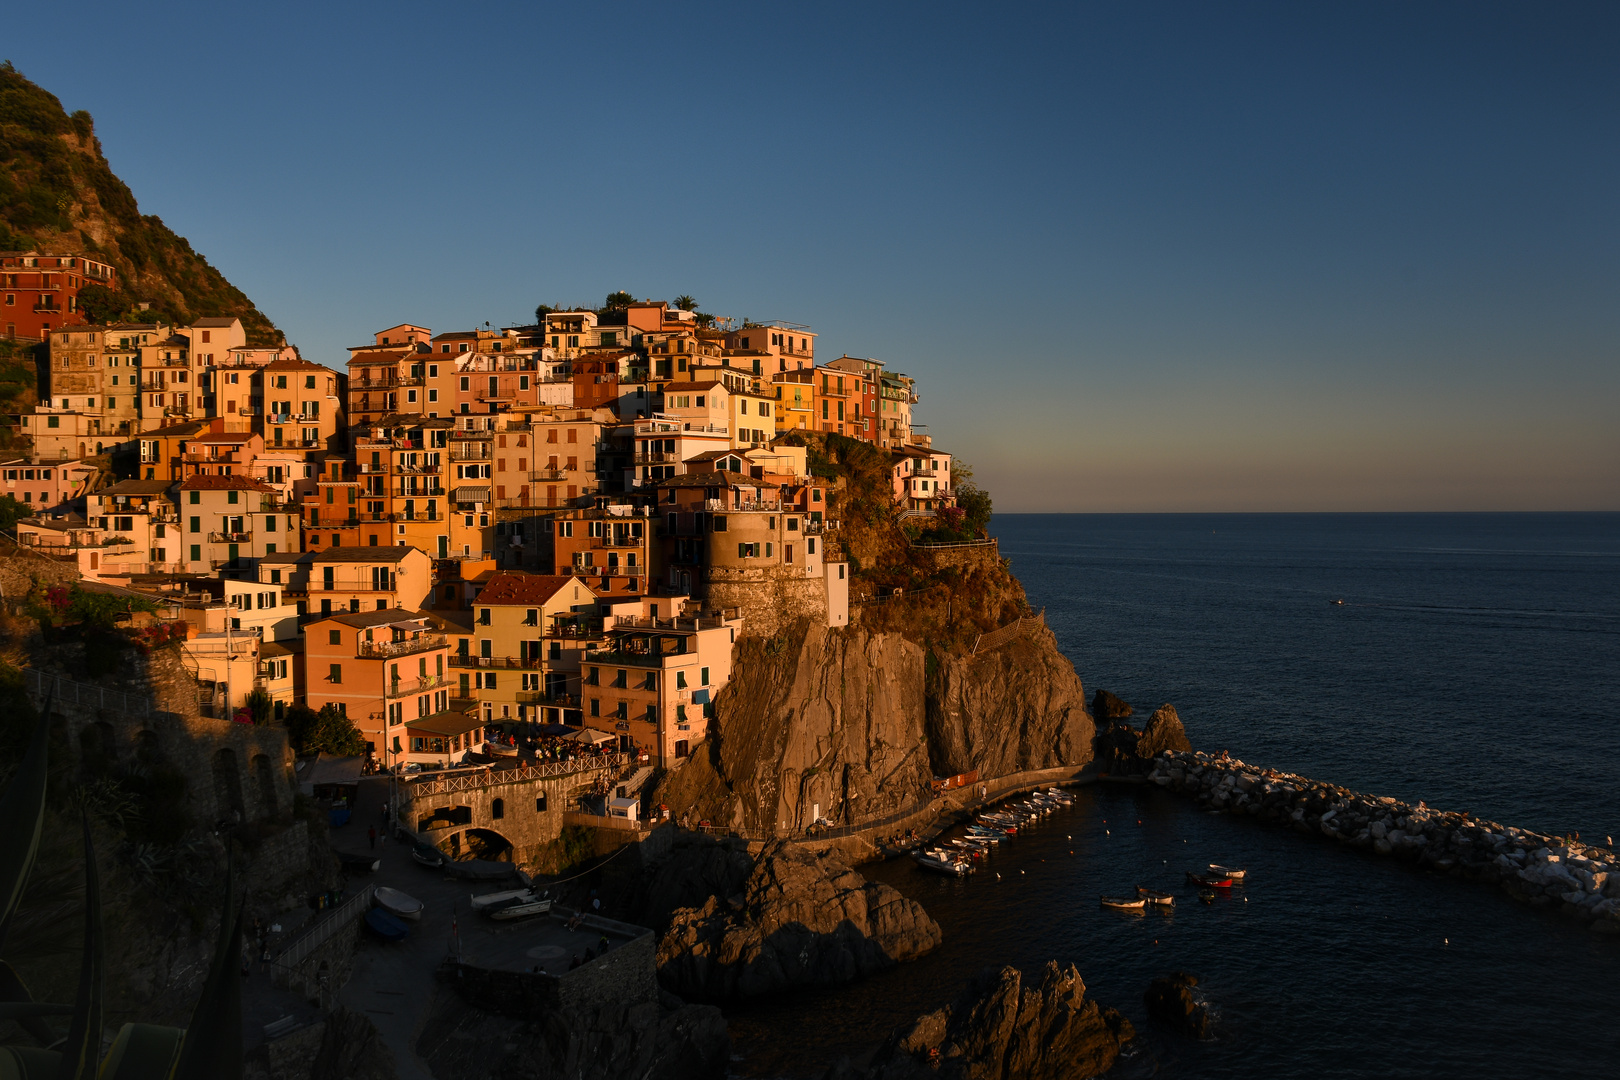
[460,572,598,727]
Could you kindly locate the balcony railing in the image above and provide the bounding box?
[572,562,645,577]
[384,675,445,698]
[450,449,492,461]
[207,531,253,543]
[515,690,579,707]
[529,468,567,481]
[448,655,546,670]
[633,452,677,465]
[612,614,728,632]
[358,633,447,659]
[314,580,395,593]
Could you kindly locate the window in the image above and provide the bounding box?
[189,517,200,533]
[712,516,727,533]
[677,670,687,689]
[492,798,504,820]
[329,630,341,645]
[477,608,490,625]
[328,664,342,683]
[701,667,710,686]
[227,490,238,505]
[535,794,548,812]
[189,490,200,504]
[190,545,200,561]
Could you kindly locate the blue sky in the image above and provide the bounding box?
[9,1,1617,510]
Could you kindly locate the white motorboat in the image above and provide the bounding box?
[913,851,973,876]
[470,887,534,912]
[374,886,424,921]
[487,892,553,921]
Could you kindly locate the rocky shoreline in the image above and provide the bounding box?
[1149,749,1620,935]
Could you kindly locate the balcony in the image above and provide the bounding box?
[207,531,253,543]
[358,633,447,659]
[528,468,568,481]
[314,580,396,593]
[633,452,677,465]
[448,655,545,670]
[582,648,670,668]
[612,614,728,632]
[450,449,492,461]
[516,690,579,707]
[391,487,445,498]
[572,562,645,577]
[385,675,445,699]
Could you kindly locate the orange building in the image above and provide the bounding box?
[0,251,117,342]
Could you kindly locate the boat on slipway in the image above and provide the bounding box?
[365,908,409,942]
[913,849,974,876]
[375,886,425,920]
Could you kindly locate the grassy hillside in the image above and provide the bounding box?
[0,62,280,344]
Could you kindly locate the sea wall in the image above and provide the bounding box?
[1149,750,1620,935]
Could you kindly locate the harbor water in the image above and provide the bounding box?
[726,513,1620,1077]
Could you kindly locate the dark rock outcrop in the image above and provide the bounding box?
[1091,689,1133,722]
[1138,704,1192,757]
[1144,971,1212,1039]
[656,841,940,1000]
[420,989,728,1080]
[832,962,1134,1080]
[1097,702,1192,773]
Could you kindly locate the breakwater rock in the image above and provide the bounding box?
[656,841,941,1000]
[1150,750,1620,934]
[1098,703,1192,774]
[1143,972,1213,1039]
[827,961,1134,1080]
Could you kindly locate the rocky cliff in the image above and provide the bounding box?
[656,840,940,1000]
[657,617,1096,835]
[829,962,1134,1080]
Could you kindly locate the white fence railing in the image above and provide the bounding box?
[406,753,628,797]
[971,609,1045,656]
[273,884,375,973]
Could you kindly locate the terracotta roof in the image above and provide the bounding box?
[315,608,437,630]
[260,357,333,372]
[135,421,207,437]
[195,432,256,444]
[309,546,420,564]
[658,471,778,490]
[178,475,277,492]
[477,572,593,606]
[98,479,174,496]
[667,380,727,392]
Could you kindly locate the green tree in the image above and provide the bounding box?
[674,294,697,311]
[534,302,556,322]
[602,290,635,311]
[245,688,273,727]
[950,459,993,538]
[0,493,29,530]
[74,282,125,324]
[285,703,365,757]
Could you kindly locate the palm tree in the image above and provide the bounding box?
[674,295,697,312]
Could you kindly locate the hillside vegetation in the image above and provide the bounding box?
[0,63,280,344]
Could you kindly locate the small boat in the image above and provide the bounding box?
[374,887,424,921]
[1136,887,1175,906]
[1208,864,1247,880]
[411,842,445,869]
[1198,889,1217,905]
[365,908,409,941]
[1330,599,1345,606]
[487,893,553,921]
[1186,872,1234,889]
[470,887,535,912]
[1100,896,1146,911]
[912,851,972,876]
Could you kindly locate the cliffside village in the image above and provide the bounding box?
[6,266,954,783]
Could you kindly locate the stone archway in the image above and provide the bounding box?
[463,827,513,862]
[212,748,245,822]
[417,805,472,832]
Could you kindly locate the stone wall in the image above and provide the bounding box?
[442,914,657,1018]
[704,565,827,639]
[29,649,297,827]
[914,539,999,572]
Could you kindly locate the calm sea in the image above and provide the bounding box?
[727,513,1620,1078]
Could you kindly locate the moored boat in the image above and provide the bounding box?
[365,908,409,941]
[1186,872,1234,889]
[1208,864,1247,880]
[1135,887,1175,906]
[488,894,553,921]
[411,842,445,869]
[1100,895,1147,910]
[471,887,535,912]
[913,851,973,876]
[375,886,425,920]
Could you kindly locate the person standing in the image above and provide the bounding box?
[368,825,377,850]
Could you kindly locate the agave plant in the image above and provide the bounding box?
[0,689,243,1079]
